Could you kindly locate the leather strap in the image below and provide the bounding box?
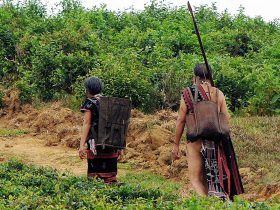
[216,88,222,132]
[216,87,219,104]
[194,76,200,103]
[206,84,212,101]
[187,87,199,135]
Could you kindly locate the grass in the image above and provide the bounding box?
[0,128,29,137]
[230,116,280,185]
[0,159,279,209]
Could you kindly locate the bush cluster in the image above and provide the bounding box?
[0,0,279,114]
[0,160,279,209]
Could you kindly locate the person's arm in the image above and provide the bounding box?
[79,111,92,158]
[219,91,230,123]
[172,96,187,160]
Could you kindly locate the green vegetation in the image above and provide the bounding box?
[231,116,280,185]
[0,128,29,137]
[0,160,279,209]
[0,89,4,108]
[0,0,279,114]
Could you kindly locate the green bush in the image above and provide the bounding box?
[247,65,280,115]
[15,80,34,104]
[74,66,162,113]
[0,160,279,209]
[0,25,17,80]
[0,90,4,108]
[0,0,279,114]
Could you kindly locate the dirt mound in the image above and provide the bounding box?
[1,91,279,200]
[1,91,81,147]
[257,184,280,200]
[0,89,21,118]
[0,90,188,180]
[123,111,188,180]
[6,102,82,148]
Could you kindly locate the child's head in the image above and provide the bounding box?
[84,76,103,96]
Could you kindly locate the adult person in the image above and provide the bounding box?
[79,76,120,184]
[172,64,244,200]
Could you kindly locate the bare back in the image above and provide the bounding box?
[178,84,230,123]
[199,83,230,122]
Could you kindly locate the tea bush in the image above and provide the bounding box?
[15,80,34,103]
[0,160,279,209]
[0,0,279,114]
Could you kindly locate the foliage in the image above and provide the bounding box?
[0,0,279,114]
[0,160,279,209]
[15,80,34,103]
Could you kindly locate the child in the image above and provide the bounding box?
[79,76,120,184]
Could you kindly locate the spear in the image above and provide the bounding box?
[187,1,214,86]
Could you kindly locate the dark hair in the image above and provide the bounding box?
[84,76,102,95]
[194,63,212,80]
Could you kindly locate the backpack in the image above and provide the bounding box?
[182,81,230,142]
[94,96,131,149]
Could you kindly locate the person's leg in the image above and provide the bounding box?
[186,140,208,196]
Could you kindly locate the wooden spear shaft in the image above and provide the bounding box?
[187,1,214,86]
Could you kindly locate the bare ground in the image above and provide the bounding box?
[0,135,86,176]
[0,89,279,201]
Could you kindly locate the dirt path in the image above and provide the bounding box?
[0,134,87,176]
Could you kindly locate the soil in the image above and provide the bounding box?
[0,89,279,201]
[0,135,86,176]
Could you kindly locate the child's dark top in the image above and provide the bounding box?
[80,97,99,139]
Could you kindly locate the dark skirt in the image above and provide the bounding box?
[86,147,119,184]
[201,136,244,200]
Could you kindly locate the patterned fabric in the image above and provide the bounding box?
[201,140,227,198]
[182,85,244,200]
[87,147,119,184]
[80,97,99,122]
[81,96,119,184]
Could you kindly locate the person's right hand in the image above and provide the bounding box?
[172,144,180,160]
[79,144,87,159]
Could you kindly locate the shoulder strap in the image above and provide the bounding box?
[87,98,96,103]
[87,96,101,104]
[182,88,194,111]
[216,88,219,104]
[194,76,200,102]
[198,85,209,101]
[187,87,195,104]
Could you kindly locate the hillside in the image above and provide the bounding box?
[0,0,279,114]
[0,0,279,208]
[0,90,279,201]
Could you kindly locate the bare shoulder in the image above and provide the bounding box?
[180,95,187,111]
[216,87,225,99]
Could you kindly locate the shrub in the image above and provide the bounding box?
[74,66,162,113]
[0,160,279,209]
[0,89,4,108]
[15,80,34,104]
[0,0,279,114]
